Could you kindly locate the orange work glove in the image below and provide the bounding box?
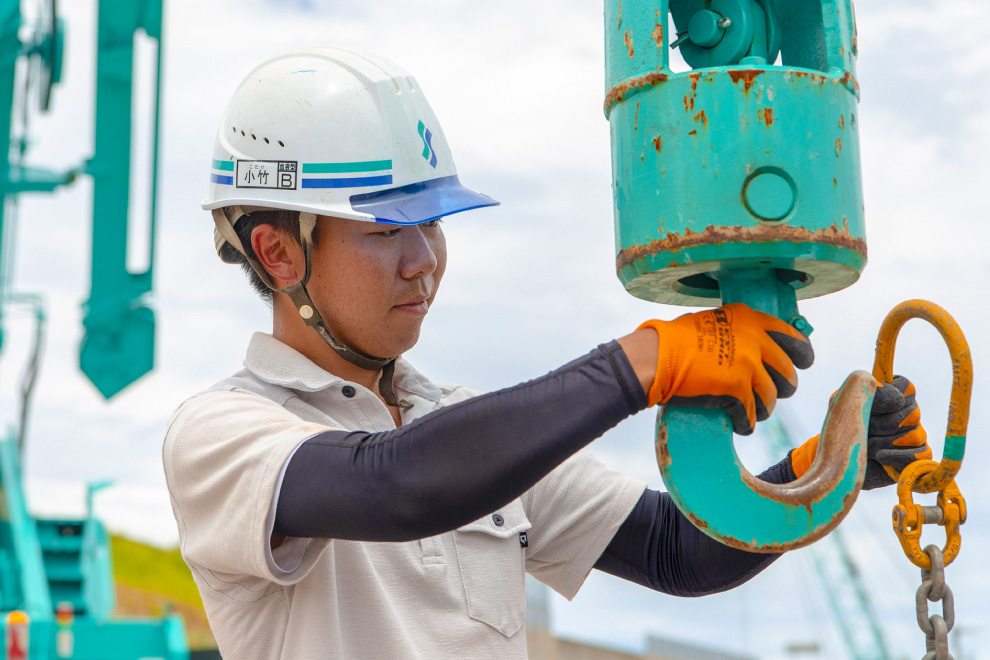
[638,303,814,436]
[791,376,931,489]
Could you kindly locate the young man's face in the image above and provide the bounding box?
[306,216,447,358]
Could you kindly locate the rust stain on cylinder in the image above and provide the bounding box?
[617,2,622,28]
[617,223,867,270]
[652,12,663,46]
[652,134,662,153]
[655,423,672,468]
[762,108,774,126]
[694,110,708,128]
[634,102,640,131]
[839,71,860,94]
[791,70,827,86]
[680,72,700,112]
[687,129,698,136]
[604,71,669,114]
[728,69,763,93]
[624,30,634,58]
[838,115,845,129]
[835,138,843,157]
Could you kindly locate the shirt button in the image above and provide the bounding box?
[342,385,356,398]
[492,514,504,526]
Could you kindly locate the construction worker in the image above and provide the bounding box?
[163,48,930,659]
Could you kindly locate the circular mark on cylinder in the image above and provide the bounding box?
[743,167,796,223]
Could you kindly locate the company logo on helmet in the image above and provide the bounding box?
[417,121,438,169]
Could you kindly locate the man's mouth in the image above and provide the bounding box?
[393,297,430,315]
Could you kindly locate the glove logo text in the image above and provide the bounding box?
[696,308,735,368]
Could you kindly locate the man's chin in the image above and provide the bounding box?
[355,329,422,359]
[384,333,422,358]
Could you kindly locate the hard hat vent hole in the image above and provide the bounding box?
[240,130,245,136]
[278,140,284,147]
[231,126,236,133]
[251,134,257,140]
[263,137,269,144]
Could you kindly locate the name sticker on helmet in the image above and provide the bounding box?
[235,160,298,190]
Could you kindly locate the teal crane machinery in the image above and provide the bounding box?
[603,0,971,546]
[0,0,187,658]
[604,0,875,554]
[601,3,974,654]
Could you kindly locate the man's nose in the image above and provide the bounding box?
[399,226,438,279]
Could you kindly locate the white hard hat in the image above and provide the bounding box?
[203,46,497,228]
[204,48,497,405]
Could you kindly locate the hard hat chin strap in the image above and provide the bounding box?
[213,208,404,407]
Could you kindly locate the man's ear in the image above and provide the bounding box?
[251,224,302,287]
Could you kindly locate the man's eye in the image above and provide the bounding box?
[378,228,400,237]
[422,219,441,228]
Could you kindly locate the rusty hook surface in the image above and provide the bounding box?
[657,370,874,552]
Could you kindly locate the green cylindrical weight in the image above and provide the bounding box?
[604,0,865,308]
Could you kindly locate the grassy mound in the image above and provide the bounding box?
[110,535,216,650]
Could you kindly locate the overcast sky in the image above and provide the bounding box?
[4,0,989,658]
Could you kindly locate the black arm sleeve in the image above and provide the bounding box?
[273,341,647,542]
[593,452,797,596]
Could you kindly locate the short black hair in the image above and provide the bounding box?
[229,208,313,305]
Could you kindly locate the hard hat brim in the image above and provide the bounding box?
[349,175,499,225]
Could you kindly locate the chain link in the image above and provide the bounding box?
[916,545,956,660]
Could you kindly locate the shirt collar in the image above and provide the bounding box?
[243,332,442,402]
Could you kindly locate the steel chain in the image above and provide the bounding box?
[916,545,955,660]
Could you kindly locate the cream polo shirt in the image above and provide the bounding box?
[163,333,647,660]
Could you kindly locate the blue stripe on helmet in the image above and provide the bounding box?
[211,173,234,185]
[302,175,393,189]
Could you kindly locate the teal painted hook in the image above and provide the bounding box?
[657,370,873,552]
[650,269,874,552]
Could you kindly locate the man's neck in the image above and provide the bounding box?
[271,298,404,426]
[272,300,386,396]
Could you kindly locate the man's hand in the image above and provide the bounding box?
[791,376,931,489]
[635,303,814,435]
